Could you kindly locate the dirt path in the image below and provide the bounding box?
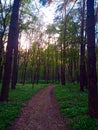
[8,85,68,130]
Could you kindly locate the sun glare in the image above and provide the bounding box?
[20,34,30,50]
[40,1,56,25]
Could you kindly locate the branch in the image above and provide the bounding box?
[66,0,78,18]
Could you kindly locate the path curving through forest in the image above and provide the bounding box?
[8,85,68,130]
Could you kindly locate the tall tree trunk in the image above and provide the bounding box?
[31,68,36,88]
[0,0,20,102]
[80,0,86,91]
[61,45,66,84]
[22,51,28,85]
[35,58,40,84]
[11,46,18,89]
[0,0,9,82]
[61,41,64,85]
[36,44,41,84]
[46,42,50,84]
[68,59,73,82]
[61,5,66,85]
[55,45,60,83]
[0,37,4,82]
[87,0,98,118]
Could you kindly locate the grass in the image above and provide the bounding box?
[54,83,98,130]
[0,83,47,130]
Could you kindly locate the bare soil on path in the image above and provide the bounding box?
[8,85,68,130]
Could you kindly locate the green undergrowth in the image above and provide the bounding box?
[0,83,47,130]
[54,83,98,130]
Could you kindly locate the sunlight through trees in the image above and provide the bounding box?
[0,0,98,123]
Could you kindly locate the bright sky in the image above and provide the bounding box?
[39,2,56,25]
[20,33,30,50]
[5,0,56,24]
[20,0,56,50]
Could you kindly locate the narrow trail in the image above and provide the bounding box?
[8,85,68,130]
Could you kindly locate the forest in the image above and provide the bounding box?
[0,0,98,130]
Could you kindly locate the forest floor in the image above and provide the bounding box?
[8,85,68,130]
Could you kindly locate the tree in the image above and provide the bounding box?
[80,0,87,91]
[22,50,29,85]
[11,45,18,89]
[87,0,98,118]
[0,0,12,82]
[55,1,67,85]
[0,0,20,102]
[61,4,66,85]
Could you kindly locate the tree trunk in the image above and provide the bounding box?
[22,52,28,85]
[87,0,98,118]
[61,42,65,85]
[0,1,10,82]
[0,0,20,102]
[80,0,86,91]
[36,44,41,84]
[68,59,73,82]
[61,5,66,85]
[11,46,18,89]
[0,38,3,82]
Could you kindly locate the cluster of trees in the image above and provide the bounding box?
[0,0,98,119]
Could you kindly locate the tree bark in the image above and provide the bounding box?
[80,0,86,91]
[11,46,18,89]
[0,0,12,82]
[0,37,4,82]
[22,51,28,85]
[87,0,98,118]
[0,0,20,102]
[61,6,66,85]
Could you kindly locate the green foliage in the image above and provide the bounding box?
[0,103,21,130]
[0,84,46,130]
[70,116,98,130]
[54,83,98,130]
[46,24,57,34]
